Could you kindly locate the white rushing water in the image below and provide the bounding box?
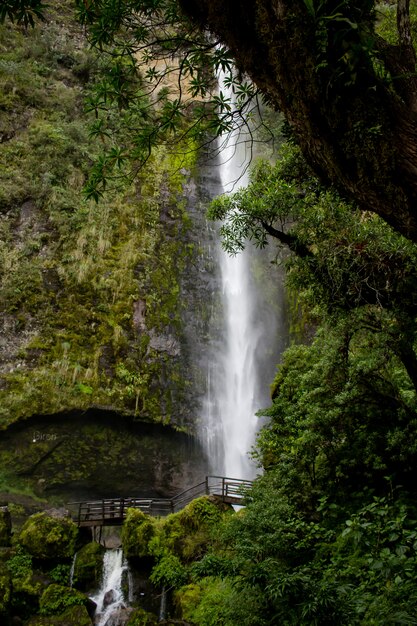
[202,73,265,480]
[69,552,77,588]
[90,549,128,626]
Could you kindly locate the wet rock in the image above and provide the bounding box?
[103,606,134,626]
[103,589,116,608]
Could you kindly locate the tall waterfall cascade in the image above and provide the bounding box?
[201,73,286,480]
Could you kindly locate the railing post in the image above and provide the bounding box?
[102,500,105,524]
[222,476,225,500]
[120,499,125,521]
[205,476,209,495]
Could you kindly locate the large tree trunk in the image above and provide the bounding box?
[180,0,417,242]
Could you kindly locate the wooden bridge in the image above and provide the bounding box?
[68,476,252,528]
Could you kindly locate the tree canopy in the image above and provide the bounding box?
[4,0,417,242]
[179,0,417,243]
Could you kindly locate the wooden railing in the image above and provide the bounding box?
[68,476,253,527]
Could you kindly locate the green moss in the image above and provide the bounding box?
[159,497,226,562]
[121,509,157,559]
[0,561,11,614]
[72,542,104,591]
[0,4,200,433]
[39,584,87,616]
[27,604,92,626]
[6,547,42,618]
[174,582,202,622]
[18,513,77,560]
[126,607,158,626]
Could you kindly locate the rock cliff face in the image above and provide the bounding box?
[0,2,216,499]
[0,3,212,436]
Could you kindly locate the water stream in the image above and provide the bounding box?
[201,74,283,480]
[199,76,259,479]
[90,549,128,626]
[69,552,77,588]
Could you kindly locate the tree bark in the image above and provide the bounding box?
[180,0,417,242]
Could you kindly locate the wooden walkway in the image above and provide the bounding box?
[68,476,252,527]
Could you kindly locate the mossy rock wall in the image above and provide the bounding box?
[0,409,207,501]
[0,1,211,434]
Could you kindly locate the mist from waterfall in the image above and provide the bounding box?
[200,74,287,480]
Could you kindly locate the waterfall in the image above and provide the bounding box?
[69,552,77,588]
[201,72,282,480]
[90,549,129,626]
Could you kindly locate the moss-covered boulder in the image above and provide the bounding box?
[161,497,228,561]
[0,507,12,547]
[27,604,92,626]
[121,509,156,559]
[39,583,89,616]
[126,607,158,625]
[72,542,104,591]
[18,512,77,560]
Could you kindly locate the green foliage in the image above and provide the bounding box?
[38,584,87,616]
[6,546,33,581]
[72,541,104,590]
[0,509,11,547]
[0,0,46,27]
[0,562,11,614]
[256,317,417,501]
[68,0,271,199]
[18,513,78,560]
[26,605,92,626]
[6,546,42,618]
[149,551,188,588]
[155,497,226,563]
[175,577,267,626]
[121,509,157,559]
[126,607,158,626]
[47,563,71,586]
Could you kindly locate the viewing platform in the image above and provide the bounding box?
[68,476,253,528]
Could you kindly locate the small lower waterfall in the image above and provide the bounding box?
[69,552,77,588]
[90,549,129,626]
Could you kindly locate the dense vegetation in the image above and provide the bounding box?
[2,1,417,624]
[0,3,203,429]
